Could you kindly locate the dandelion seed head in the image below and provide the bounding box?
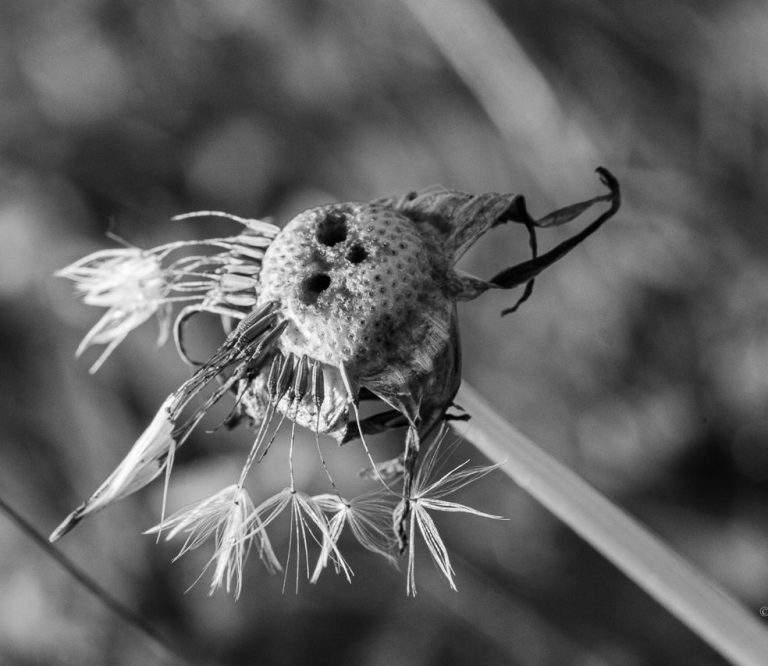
[257,204,454,379]
[52,170,620,597]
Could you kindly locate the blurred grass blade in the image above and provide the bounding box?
[0,495,184,664]
[401,0,598,177]
[454,383,768,666]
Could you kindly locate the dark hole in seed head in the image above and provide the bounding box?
[316,211,347,246]
[299,273,331,304]
[346,243,368,264]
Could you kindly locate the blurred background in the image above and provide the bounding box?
[1,0,767,664]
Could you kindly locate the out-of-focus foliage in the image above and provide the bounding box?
[1,1,766,664]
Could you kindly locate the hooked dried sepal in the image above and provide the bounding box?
[378,167,620,314]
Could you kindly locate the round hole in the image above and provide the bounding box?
[346,243,368,264]
[316,211,348,246]
[299,273,331,304]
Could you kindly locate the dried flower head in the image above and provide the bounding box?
[51,169,620,595]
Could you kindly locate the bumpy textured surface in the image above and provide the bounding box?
[250,170,617,439]
[257,203,454,386]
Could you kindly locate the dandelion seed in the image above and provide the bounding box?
[59,217,279,372]
[146,484,278,598]
[52,169,619,596]
[58,248,172,372]
[398,433,505,596]
[312,493,397,580]
[246,488,352,591]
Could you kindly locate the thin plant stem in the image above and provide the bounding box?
[0,495,185,665]
[453,382,768,666]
